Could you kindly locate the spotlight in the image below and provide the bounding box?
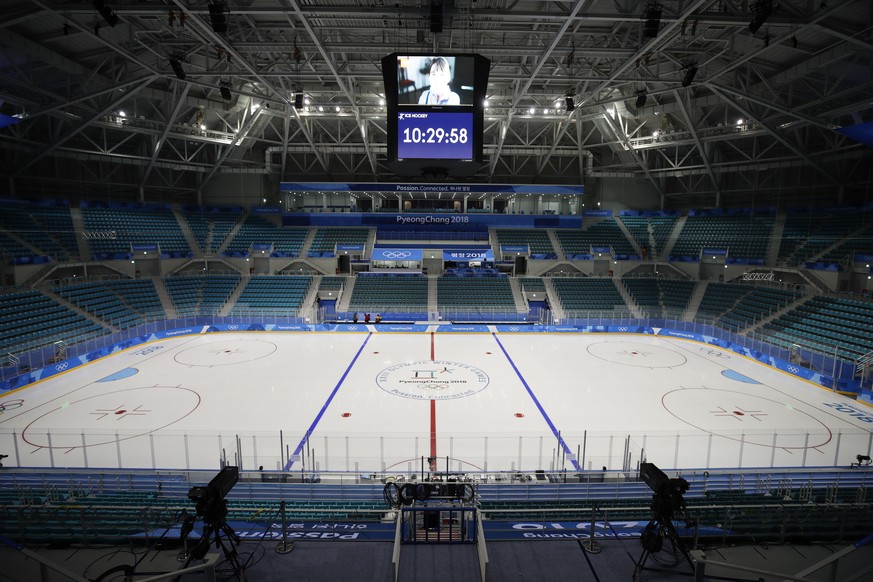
[635,90,647,109]
[749,0,773,35]
[430,0,443,34]
[853,454,872,467]
[643,2,662,38]
[93,0,119,27]
[208,1,228,35]
[220,82,232,100]
[682,65,697,88]
[169,58,186,80]
[565,96,575,112]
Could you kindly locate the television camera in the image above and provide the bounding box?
[177,466,246,581]
[634,462,694,579]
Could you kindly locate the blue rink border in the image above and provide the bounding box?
[0,322,859,397]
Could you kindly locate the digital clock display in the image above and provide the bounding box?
[397,111,473,160]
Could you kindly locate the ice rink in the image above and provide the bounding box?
[1,330,871,474]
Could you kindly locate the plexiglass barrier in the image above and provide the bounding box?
[2,426,870,474]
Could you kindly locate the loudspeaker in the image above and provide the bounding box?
[423,511,440,530]
[169,58,186,80]
[430,2,443,33]
[220,84,232,100]
[294,94,304,108]
[514,256,527,275]
[337,254,351,274]
[565,97,574,112]
[208,2,228,34]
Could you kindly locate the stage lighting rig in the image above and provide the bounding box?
[749,0,773,35]
[642,3,662,38]
[681,65,698,87]
[93,0,119,27]
[635,90,648,109]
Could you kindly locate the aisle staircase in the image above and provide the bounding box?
[684,281,707,320]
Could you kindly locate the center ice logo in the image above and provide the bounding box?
[376,360,489,400]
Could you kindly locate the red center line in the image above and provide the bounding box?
[430,331,437,471]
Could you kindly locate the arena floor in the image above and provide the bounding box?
[1,330,871,474]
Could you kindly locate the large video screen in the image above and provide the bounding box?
[397,111,473,160]
[396,55,476,107]
[382,52,490,171]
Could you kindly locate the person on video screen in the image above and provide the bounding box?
[418,57,460,105]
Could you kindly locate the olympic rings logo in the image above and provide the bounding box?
[0,399,24,415]
[381,251,412,259]
[55,362,69,372]
[618,327,628,332]
[787,365,800,374]
[228,325,238,330]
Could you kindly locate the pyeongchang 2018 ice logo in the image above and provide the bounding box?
[399,113,429,120]
[377,360,489,400]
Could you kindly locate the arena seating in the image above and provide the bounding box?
[671,212,775,260]
[494,229,556,258]
[437,276,516,311]
[716,286,801,331]
[165,274,241,316]
[611,277,695,319]
[347,274,428,312]
[518,276,546,292]
[229,275,312,315]
[308,227,370,257]
[764,295,873,359]
[0,290,109,355]
[556,217,635,257]
[223,216,307,257]
[778,208,873,266]
[619,215,679,259]
[552,278,627,312]
[55,279,164,329]
[80,203,191,259]
[0,204,76,261]
[181,207,243,254]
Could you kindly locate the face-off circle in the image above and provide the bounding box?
[22,386,201,450]
[587,341,687,368]
[661,387,832,449]
[174,339,277,367]
[376,360,490,400]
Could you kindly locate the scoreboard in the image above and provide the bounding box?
[382,53,490,176]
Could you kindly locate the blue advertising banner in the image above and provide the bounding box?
[131,244,159,251]
[372,248,423,261]
[701,249,728,256]
[250,207,282,214]
[281,182,584,195]
[437,324,491,332]
[481,520,729,541]
[337,244,365,251]
[583,210,612,217]
[284,213,583,229]
[268,324,312,332]
[501,245,528,253]
[443,249,494,261]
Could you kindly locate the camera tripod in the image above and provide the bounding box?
[633,513,694,581]
[176,503,246,582]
